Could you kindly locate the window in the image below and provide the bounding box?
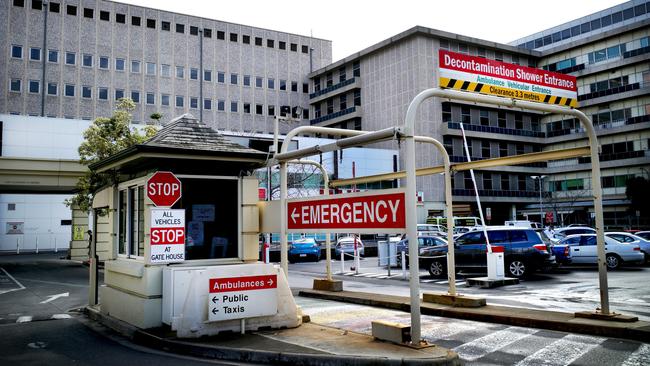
[204,98,211,110]
[301,45,308,53]
[81,85,91,98]
[190,68,198,80]
[242,35,250,44]
[217,30,225,40]
[327,99,334,114]
[147,18,155,29]
[243,103,250,114]
[267,39,274,48]
[442,103,451,122]
[279,41,286,50]
[230,73,238,85]
[255,76,263,88]
[146,62,156,75]
[176,23,184,33]
[204,29,211,38]
[353,89,361,106]
[83,8,93,18]
[517,174,526,191]
[9,79,21,92]
[326,73,332,87]
[514,113,523,129]
[268,105,275,116]
[161,21,170,31]
[497,111,506,128]
[499,142,508,157]
[243,75,250,86]
[50,2,59,12]
[29,47,41,61]
[339,67,346,82]
[481,141,490,158]
[461,106,471,124]
[268,78,274,89]
[175,95,184,107]
[256,104,263,115]
[501,174,510,190]
[66,5,77,16]
[291,81,298,92]
[115,58,125,71]
[230,101,238,112]
[13,0,24,7]
[457,231,484,245]
[230,33,238,42]
[117,186,145,258]
[132,16,141,26]
[483,174,493,190]
[217,100,225,111]
[146,92,154,105]
[64,84,74,97]
[11,45,23,59]
[290,43,297,52]
[32,0,42,10]
[131,90,140,103]
[280,79,287,90]
[27,80,39,93]
[314,78,321,92]
[98,87,108,100]
[353,61,360,77]
[82,54,92,67]
[303,83,308,93]
[479,110,489,126]
[339,95,347,110]
[131,60,141,73]
[254,37,262,46]
[217,72,225,83]
[99,56,109,69]
[204,69,211,81]
[176,66,184,78]
[100,10,109,21]
[190,26,198,35]
[190,97,198,109]
[161,64,171,77]
[116,13,125,23]
[47,49,58,63]
[115,89,124,100]
[161,94,169,106]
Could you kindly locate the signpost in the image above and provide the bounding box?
[208,273,278,322]
[147,171,182,207]
[438,49,578,107]
[150,208,185,263]
[286,189,406,233]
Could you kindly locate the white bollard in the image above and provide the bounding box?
[402,251,407,279]
[341,250,345,274]
[355,251,361,275]
[36,237,39,254]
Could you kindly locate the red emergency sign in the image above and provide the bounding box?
[287,190,406,231]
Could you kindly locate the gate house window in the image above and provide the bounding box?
[118,186,145,258]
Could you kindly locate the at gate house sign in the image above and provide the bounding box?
[150,208,185,263]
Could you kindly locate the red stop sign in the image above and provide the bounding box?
[147,171,182,207]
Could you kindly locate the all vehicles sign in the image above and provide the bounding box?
[208,271,278,322]
[150,208,185,263]
[287,188,406,233]
[438,49,578,107]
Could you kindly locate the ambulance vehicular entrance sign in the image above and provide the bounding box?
[150,208,185,263]
[287,188,406,233]
[208,268,278,322]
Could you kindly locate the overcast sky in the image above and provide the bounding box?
[121,0,627,61]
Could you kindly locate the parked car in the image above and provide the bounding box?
[636,231,650,241]
[559,234,644,269]
[605,232,650,263]
[417,224,444,236]
[418,227,555,278]
[550,227,596,243]
[537,231,571,266]
[504,220,543,230]
[335,236,364,258]
[288,238,321,263]
[396,236,447,267]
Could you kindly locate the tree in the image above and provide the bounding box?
[149,112,163,125]
[66,98,158,212]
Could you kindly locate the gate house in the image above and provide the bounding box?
[89,115,301,332]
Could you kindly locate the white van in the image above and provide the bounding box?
[504,220,543,230]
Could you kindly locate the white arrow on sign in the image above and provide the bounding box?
[40,292,69,304]
[291,207,299,224]
[267,278,274,286]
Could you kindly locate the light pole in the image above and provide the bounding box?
[531,175,546,226]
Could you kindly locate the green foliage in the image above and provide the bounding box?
[150,112,163,122]
[66,98,159,212]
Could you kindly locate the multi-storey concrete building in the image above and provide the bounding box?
[1,0,331,134]
[308,0,650,227]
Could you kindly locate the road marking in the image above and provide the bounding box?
[16,316,32,323]
[362,273,385,278]
[40,292,69,304]
[0,267,26,295]
[514,334,604,366]
[51,314,72,319]
[453,327,537,361]
[456,281,466,286]
[622,343,650,366]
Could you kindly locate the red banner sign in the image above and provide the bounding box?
[209,275,277,293]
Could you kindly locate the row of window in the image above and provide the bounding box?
[546,103,650,134]
[312,91,361,118]
[548,174,637,192]
[442,103,541,131]
[516,2,650,49]
[13,0,311,54]
[313,62,361,92]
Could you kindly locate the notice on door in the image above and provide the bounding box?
[150,208,185,264]
[207,270,278,322]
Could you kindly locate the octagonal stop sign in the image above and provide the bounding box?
[147,171,182,207]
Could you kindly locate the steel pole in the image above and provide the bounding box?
[280,161,288,277]
[539,178,543,227]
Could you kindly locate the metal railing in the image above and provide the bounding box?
[309,77,357,99]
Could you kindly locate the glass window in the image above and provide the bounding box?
[190,97,198,109]
[115,58,125,71]
[161,64,171,77]
[100,11,109,21]
[30,47,40,61]
[190,68,198,80]
[65,52,76,65]
[161,94,170,106]
[175,95,184,107]
[217,100,225,111]
[48,49,58,63]
[131,90,140,103]
[457,231,484,245]
[268,105,275,116]
[83,7,93,18]
[230,33,238,42]
[279,41,286,50]
[82,54,92,67]
[217,72,225,83]
[64,84,75,97]
[98,87,108,100]
[487,230,508,243]
[176,66,184,78]
[204,69,211,81]
[243,103,250,114]
[231,101,238,112]
[99,56,109,69]
[131,60,141,73]
[115,13,125,23]
[118,186,145,257]
[291,81,298,92]
[132,16,141,26]
[161,21,170,31]
[81,85,91,98]
[267,78,274,89]
[146,62,156,75]
[9,79,21,92]
[280,79,287,90]
[290,43,297,52]
[509,230,528,242]
[243,75,250,86]
[256,104,263,115]
[255,76,263,88]
[230,73,238,85]
[267,39,274,48]
[115,89,124,100]
[216,31,224,40]
[204,98,211,110]
[146,92,154,104]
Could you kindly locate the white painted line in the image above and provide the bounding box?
[0,267,26,295]
[16,316,32,323]
[40,292,69,304]
[436,280,449,284]
[622,343,650,366]
[363,273,385,278]
[51,314,72,320]
[515,334,604,366]
[453,327,537,361]
[421,279,435,283]
[377,275,389,279]
[456,281,466,286]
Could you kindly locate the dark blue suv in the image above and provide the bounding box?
[419,227,555,278]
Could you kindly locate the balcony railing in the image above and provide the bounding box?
[578,150,647,164]
[555,63,585,74]
[577,82,640,101]
[309,78,357,99]
[310,106,357,125]
[624,46,650,59]
[446,122,545,138]
[546,114,650,137]
[452,188,538,198]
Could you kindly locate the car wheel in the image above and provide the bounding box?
[606,254,621,270]
[428,260,446,278]
[507,259,527,278]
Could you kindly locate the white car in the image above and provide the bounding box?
[417,224,443,237]
[335,236,364,258]
[550,227,596,243]
[605,232,650,263]
[559,234,644,269]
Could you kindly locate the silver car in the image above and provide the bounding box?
[559,234,644,269]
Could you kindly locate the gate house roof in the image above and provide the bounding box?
[90,114,268,173]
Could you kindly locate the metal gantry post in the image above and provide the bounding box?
[280,161,288,277]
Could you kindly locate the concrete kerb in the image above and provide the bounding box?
[84,305,460,366]
[298,289,650,343]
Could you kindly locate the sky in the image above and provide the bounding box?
[121,0,627,61]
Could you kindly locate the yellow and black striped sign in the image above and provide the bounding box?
[439,77,577,108]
